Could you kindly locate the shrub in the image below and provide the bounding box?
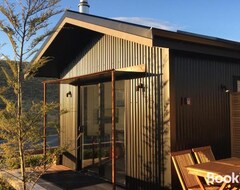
[25,155,44,168]
[0,179,14,190]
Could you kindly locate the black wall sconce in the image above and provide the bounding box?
[221,84,230,93]
[136,83,144,91]
[66,91,72,97]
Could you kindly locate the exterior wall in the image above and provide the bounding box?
[59,34,171,188]
[230,92,240,158]
[162,49,171,186]
[60,84,78,169]
[170,50,240,157]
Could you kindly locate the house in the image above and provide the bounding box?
[32,10,240,189]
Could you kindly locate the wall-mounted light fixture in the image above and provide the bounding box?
[66,91,72,97]
[221,84,230,93]
[136,83,144,91]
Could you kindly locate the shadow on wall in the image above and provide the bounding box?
[127,77,170,190]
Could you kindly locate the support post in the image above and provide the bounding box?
[111,71,116,190]
[43,82,47,156]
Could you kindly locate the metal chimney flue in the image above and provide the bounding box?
[79,0,90,14]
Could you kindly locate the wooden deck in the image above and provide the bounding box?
[38,165,125,190]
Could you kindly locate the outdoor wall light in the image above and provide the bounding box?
[221,85,230,93]
[66,91,72,97]
[136,83,144,91]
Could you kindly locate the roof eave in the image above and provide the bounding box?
[152,28,240,51]
[32,10,154,68]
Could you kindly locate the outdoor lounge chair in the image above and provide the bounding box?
[192,146,215,164]
[171,149,218,190]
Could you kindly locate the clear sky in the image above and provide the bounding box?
[1,0,240,60]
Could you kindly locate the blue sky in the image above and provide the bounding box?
[60,0,240,41]
[1,0,240,60]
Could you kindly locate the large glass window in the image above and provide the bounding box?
[80,81,126,185]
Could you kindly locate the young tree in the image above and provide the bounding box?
[0,0,63,189]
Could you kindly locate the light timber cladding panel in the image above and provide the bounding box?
[230,93,240,157]
[60,34,170,187]
[62,35,159,76]
[60,84,78,170]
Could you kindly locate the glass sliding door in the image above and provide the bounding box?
[80,84,100,172]
[114,81,126,185]
[79,81,126,185]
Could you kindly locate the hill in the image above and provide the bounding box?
[0,60,59,108]
[0,60,59,135]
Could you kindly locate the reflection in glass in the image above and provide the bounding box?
[80,81,126,185]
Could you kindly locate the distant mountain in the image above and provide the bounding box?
[0,60,59,109]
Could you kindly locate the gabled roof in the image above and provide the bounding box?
[32,10,240,78]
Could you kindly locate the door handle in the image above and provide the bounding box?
[78,125,84,133]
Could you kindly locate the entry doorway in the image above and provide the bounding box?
[78,81,126,185]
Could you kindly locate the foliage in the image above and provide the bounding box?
[0,60,62,189]
[0,178,14,190]
[0,0,62,61]
[0,0,63,189]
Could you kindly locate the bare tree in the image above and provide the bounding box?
[0,0,62,189]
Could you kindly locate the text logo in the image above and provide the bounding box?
[207,172,240,184]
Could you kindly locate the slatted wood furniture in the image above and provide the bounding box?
[192,146,215,164]
[192,146,216,185]
[171,150,218,190]
[186,157,240,190]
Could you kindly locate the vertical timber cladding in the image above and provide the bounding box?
[60,34,169,186]
[126,47,168,188]
[230,93,240,157]
[170,50,240,159]
[60,83,78,170]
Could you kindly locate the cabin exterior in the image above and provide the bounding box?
[32,10,240,189]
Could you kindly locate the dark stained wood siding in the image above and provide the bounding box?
[170,50,240,189]
[170,50,240,159]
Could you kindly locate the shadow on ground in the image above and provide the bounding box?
[39,168,125,190]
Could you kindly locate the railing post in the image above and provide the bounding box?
[43,82,47,156]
